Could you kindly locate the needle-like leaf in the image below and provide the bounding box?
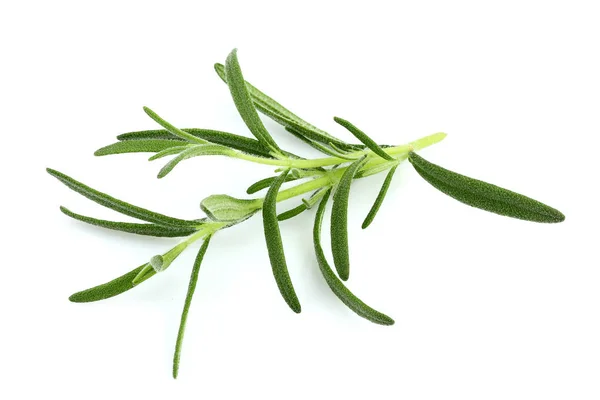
[47,168,199,228]
[215,62,360,152]
[246,175,299,195]
[408,152,565,223]
[224,49,282,155]
[143,107,208,144]
[262,169,301,313]
[157,144,236,178]
[277,203,307,221]
[173,236,211,379]
[94,140,188,156]
[361,165,398,229]
[331,156,368,281]
[69,264,152,303]
[60,206,199,237]
[285,127,359,159]
[117,128,274,158]
[313,190,394,325]
[334,117,394,161]
[148,145,193,161]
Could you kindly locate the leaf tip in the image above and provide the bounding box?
[46,167,58,176]
[68,292,84,303]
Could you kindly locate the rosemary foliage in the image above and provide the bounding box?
[48,48,565,378]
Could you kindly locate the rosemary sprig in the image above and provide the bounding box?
[48,48,564,378]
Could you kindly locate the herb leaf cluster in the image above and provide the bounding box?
[48,48,565,378]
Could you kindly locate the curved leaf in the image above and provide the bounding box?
[408,152,565,223]
[246,175,299,195]
[224,49,281,154]
[157,144,235,178]
[143,107,207,144]
[277,203,307,221]
[362,165,398,229]
[215,62,360,152]
[262,169,301,313]
[313,190,394,325]
[69,264,151,303]
[47,168,198,228]
[95,140,187,156]
[117,128,274,158]
[173,236,211,379]
[334,117,393,161]
[330,157,367,281]
[60,206,199,237]
[148,145,192,161]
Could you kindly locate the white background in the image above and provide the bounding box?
[1,1,599,399]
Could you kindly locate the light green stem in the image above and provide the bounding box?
[148,132,446,270]
[236,132,446,169]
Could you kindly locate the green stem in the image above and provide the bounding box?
[154,132,447,274]
[235,132,446,169]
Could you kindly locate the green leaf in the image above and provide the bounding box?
[143,107,207,144]
[60,206,199,237]
[69,264,151,303]
[362,165,398,229]
[246,175,299,195]
[157,144,236,178]
[408,152,565,223]
[148,145,192,161]
[334,117,394,161]
[200,194,261,223]
[173,236,211,379]
[215,62,360,152]
[94,140,187,156]
[302,187,329,209]
[117,129,186,141]
[47,168,199,228]
[224,49,281,155]
[313,190,394,325]
[117,128,274,158]
[277,203,307,221]
[330,156,368,281]
[262,169,301,313]
[285,127,359,159]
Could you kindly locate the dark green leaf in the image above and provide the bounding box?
[69,264,151,303]
[224,49,281,154]
[246,175,299,195]
[157,144,235,178]
[117,129,186,141]
[173,236,211,379]
[262,169,301,313]
[95,140,187,156]
[47,168,198,228]
[408,152,565,223]
[117,128,274,158]
[334,117,394,161]
[60,206,199,237]
[331,157,368,281]
[215,62,360,152]
[313,190,394,325]
[277,203,307,221]
[362,165,398,229]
